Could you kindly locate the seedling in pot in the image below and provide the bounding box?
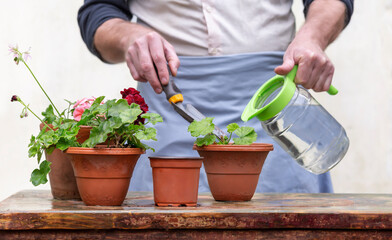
[188,117,257,146]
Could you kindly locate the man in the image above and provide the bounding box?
[78,0,354,193]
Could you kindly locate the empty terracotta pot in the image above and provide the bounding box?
[193,143,273,201]
[149,156,203,207]
[39,123,92,200]
[66,147,144,206]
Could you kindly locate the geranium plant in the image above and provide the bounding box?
[72,95,162,150]
[10,45,79,186]
[10,45,162,186]
[188,117,257,146]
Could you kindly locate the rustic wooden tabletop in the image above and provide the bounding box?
[1,190,392,239]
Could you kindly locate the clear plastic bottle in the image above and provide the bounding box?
[260,86,349,174]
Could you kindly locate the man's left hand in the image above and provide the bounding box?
[274,0,347,93]
[274,35,334,92]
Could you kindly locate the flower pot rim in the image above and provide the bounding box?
[149,157,203,168]
[193,143,273,152]
[65,147,145,155]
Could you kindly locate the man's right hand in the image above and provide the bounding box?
[94,18,180,94]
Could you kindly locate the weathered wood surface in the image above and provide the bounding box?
[2,229,392,240]
[1,190,392,231]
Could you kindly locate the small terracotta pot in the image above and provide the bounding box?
[149,156,203,207]
[193,143,273,201]
[66,147,144,206]
[39,123,92,200]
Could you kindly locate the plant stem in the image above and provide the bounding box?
[20,58,61,116]
[18,99,54,131]
[215,133,224,144]
[227,133,233,144]
[121,134,131,147]
[66,101,71,119]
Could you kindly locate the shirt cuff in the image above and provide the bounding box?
[303,0,354,26]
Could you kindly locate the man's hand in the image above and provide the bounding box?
[125,30,180,94]
[274,31,334,92]
[94,18,180,94]
[275,0,347,92]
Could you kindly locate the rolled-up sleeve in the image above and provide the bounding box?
[77,0,132,61]
[303,0,354,26]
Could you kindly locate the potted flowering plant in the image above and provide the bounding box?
[188,118,273,201]
[9,45,96,199]
[65,89,163,206]
[10,45,160,205]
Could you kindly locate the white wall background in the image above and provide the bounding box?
[0,0,391,201]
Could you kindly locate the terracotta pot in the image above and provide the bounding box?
[149,156,203,207]
[66,147,144,206]
[39,123,92,200]
[193,143,273,201]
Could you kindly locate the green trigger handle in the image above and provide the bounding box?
[287,65,338,95]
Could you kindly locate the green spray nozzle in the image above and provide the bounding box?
[241,65,339,122]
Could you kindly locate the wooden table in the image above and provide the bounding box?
[1,190,392,239]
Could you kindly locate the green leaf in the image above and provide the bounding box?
[82,124,110,148]
[100,99,116,111]
[41,105,56,124]
[107,99,142,123]
[188,117,215,137]
[129,103,141,109]
[141,113,163,125]
[40,131,56,148]
[234,126,254,137]
[56,138,74,151]
[89,96,105,111]
[46,145,56,155]
[28,144,40,158]
[195,134,216,147]
[135,128,157,141]
[119,109,142,123]
[141,143,155,152]
[128,124,144,132]
[227,123,239,133]
[28,135,36,147]
[233,126,257,145]
[37,150,43,163]
[77,97,106,126]
[108,116,123,129]
[30,160,51,186]
[59,121,74,130]
[107,99,130,117]
[51,118,63,129]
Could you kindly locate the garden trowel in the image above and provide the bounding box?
[156,66,227,140]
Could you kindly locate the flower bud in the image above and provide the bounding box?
[11,95,19,102]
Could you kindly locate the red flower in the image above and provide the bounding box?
[121,87,149,124]
[121,88,141,99]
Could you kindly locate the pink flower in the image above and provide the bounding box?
[8,44,19,58]
[22,47,32,62]
[73,97,97,121]
[8,45,31,64]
